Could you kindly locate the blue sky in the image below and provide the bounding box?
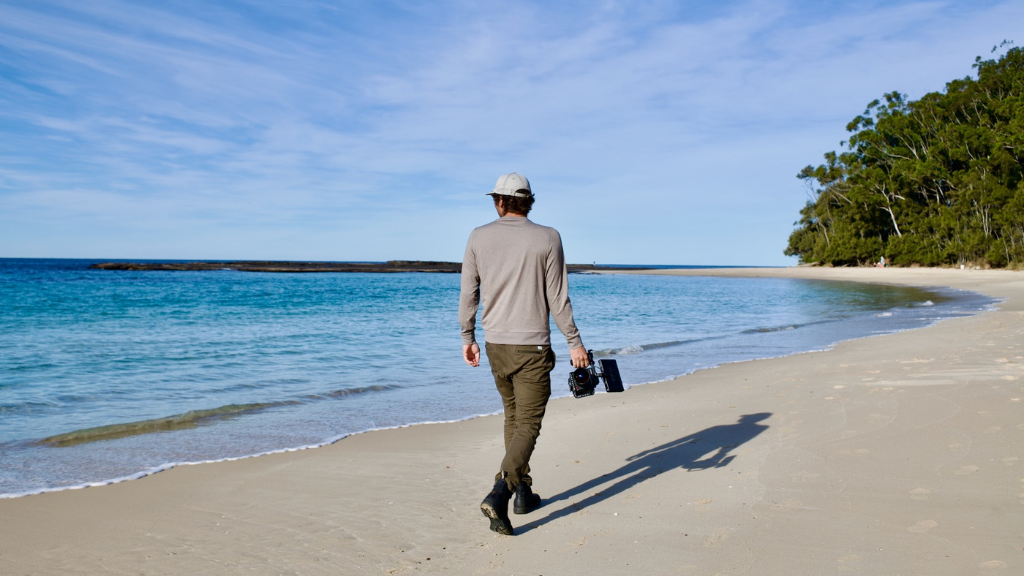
[1,0,1020,265]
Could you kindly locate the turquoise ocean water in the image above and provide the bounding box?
[0,259,995,497]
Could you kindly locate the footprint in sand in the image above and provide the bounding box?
[836,554,861,573]
[840,430,858,439]
[703,530,730,549]
[1002,457,1018,465]
[984,426,1003,434]
[568,536,588,547]
[978,560,1007,569]
[854,448,870,456]
[955,465,979,475]
[909,488,930,500]
[907,520,938,533]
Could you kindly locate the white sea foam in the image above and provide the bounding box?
[614,344,646,355]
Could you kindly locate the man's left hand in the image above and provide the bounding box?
[570,346,589,368]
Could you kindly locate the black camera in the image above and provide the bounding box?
[568,350,625,398]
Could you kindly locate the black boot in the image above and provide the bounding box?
[513,481,542,514]
[480,479,514,535]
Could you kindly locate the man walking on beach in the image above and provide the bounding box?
[459,172,590,535]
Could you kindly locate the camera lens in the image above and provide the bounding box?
[571,368,592,387]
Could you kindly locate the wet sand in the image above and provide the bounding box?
[1,267,1022,575]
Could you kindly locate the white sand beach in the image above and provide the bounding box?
[1,267,1022,575]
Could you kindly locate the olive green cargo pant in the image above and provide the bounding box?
[485,343,556,491]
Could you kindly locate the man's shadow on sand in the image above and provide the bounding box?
[516,412,771,534]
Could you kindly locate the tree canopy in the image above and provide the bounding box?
[785,44,1024,268]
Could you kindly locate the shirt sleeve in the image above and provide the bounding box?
[545,229,584,349]
[459,232,481,345]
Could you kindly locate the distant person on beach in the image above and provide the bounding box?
[459,172,590,536]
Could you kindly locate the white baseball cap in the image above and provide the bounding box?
[488,172,532,197]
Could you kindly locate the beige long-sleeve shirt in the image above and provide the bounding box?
[459,216,583,349]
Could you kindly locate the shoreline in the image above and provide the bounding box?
[2,267,1021,575]
[0,410,503,501]
[0,276,988,501]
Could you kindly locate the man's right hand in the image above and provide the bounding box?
[463,342,481,367]
[570,346,589,368]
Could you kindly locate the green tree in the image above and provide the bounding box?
[786,45,1024,267]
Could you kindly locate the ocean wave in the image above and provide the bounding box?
[37,402,293,447]
[599,344,646,355]
[875,312,893,317]
[593,340,689,355]
[37,384,402,448]
[303,384,401,400]
[742,324,799,334]
[595,323,820,355]
[0,400,57,411]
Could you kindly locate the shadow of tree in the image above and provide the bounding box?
[515,412,771,534]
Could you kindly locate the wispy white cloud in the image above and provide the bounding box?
[0,0,1021,262]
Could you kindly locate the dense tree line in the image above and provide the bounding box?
[786,45,1024,267]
